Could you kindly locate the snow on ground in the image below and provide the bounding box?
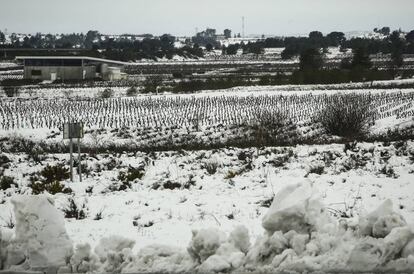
[0,82,413,272]
[324,47,352,59]
[0,62,19,68]
[1,141,414,272]
[2,78,413,99]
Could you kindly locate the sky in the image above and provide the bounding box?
[1,0,413,36]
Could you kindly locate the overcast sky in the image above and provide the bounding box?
[1,0,413,36]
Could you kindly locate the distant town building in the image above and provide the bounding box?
[15,56,127,81]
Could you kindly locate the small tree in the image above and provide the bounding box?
[406,30,414,44]
[3,86,19,97]
[206,43,213,52]
[391,48,404,68]
[299,48,323,71]
[326,32,345,47]
[126,86,138,96]
[100,88,113,98]
[142,77,161,94]
[380,27,391,36]
[351,47,372,69]
[225,44,239,55]
[390,31,404,68]
[309,31,323,40]
[0,31,5,44]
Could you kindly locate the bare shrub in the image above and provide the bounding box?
[116,165,146,190]
[3,86,19,97]
[0,212,15,229]
[202,160,219,175]
[100,88,114,98]
[126,86,138,97]
[39,164,70,183]
[316,93,374,140]
[63,198,87,219]
[224,170,239,179]
[29,164,72,195]
[0,176,17,191]
[94,208,104,220]
[252,108,291,146]
[8,136,46,164]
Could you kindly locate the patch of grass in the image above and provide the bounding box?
[118,165,145,183]
[162,181,182,190]
[63,198,87,220]
[268,154,291,168]
[224,170,239,179]
[379,165,398,178]
[308,165,325,175]
[203,160,219,175]
[94,209,104,220]
[258,197,274,208]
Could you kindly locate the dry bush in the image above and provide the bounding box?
[0,176,17,191]
[100,88,114,98]
[251,108,293,146]
[29,164,72,195]
[63,198,87,219]
[316,93,374,140]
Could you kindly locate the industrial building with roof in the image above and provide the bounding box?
[15,56,128,81]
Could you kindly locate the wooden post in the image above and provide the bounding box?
[69,138,73,182]
[78,137,82,182]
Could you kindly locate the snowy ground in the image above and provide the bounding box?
[1,82,414,272]
[1,142,414,248]
[1,141,414,272]
[2,78,414,99]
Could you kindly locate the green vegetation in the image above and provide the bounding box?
[29,164,72,195]
[0,176,17,191]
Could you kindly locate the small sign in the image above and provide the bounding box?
[63,122,84,139]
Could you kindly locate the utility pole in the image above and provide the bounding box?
[242,16,245,38]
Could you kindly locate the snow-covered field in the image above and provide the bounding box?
[1,141,414,272]
[0,87,413,146]
[2,78,414,99]
[0,82,414,272]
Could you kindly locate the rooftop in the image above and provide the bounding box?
[15,56,130,66]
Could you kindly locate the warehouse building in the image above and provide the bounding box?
[15,56,128,81]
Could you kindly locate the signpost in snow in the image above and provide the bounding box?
[63,122,84,182]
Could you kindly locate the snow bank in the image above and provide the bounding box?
[2,195,73,272]
[359,199,407,238]
[121,245,193,273]
[2,181,414,273]
[262,180,332,235]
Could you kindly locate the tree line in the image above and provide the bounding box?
[1,27,414,64]
[0,31,203,61]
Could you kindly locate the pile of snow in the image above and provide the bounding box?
[2,195,73,272]
[1,181,414,273]
[262,180,333,235]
